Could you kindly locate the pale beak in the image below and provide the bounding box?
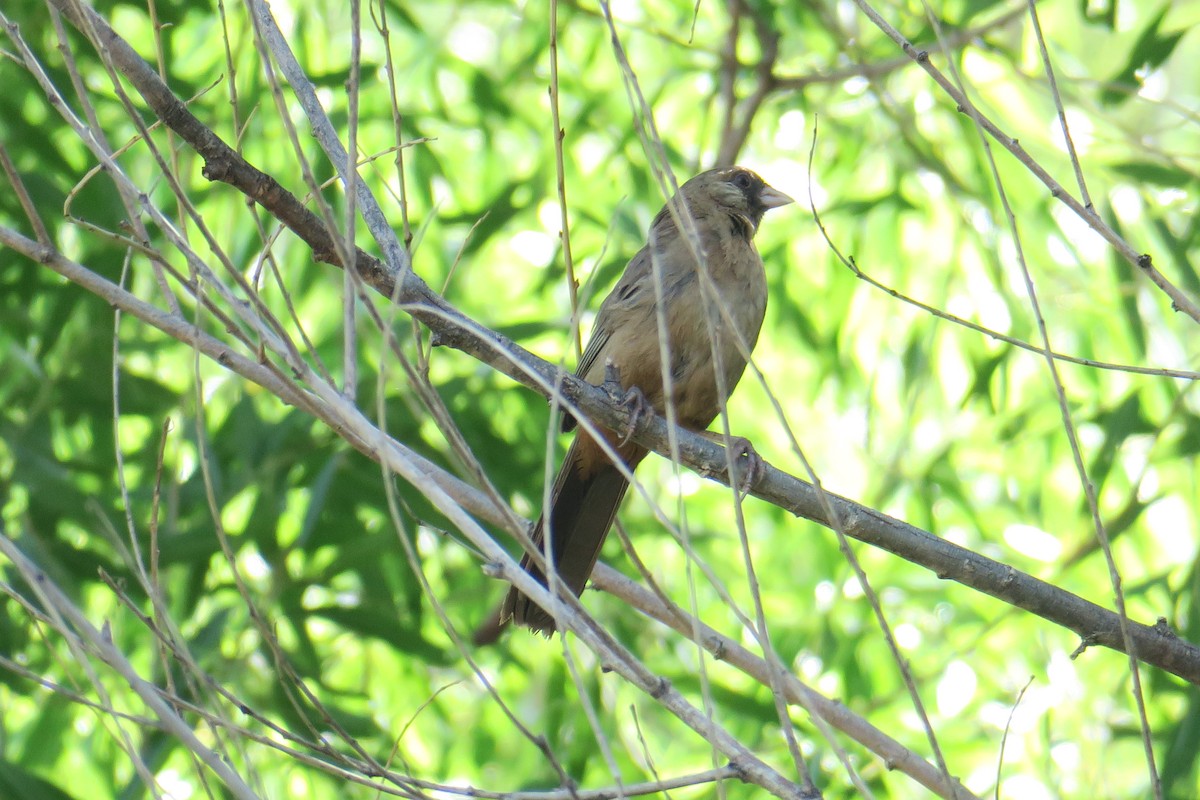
[759,184,795,209]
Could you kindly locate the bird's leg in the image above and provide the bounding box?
[698,431,765,497]
[602,361,654,447]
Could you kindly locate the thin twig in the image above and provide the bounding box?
[1025,0,1093,209]
[846,0,1200,324]
[994,677,1033,800]
[549,0,582,359]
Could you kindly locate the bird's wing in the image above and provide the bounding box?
[576,245,651,381]
[575,323,610,383]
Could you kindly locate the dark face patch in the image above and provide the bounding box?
[727,168,766,207]
[722,168,769,232]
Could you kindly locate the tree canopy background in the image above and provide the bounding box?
[1,0,1198,798]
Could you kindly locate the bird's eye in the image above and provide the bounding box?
[732,172,752,190]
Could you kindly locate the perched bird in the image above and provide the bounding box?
[486,166,792,640]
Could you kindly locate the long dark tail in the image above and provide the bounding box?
[481,435,643,639]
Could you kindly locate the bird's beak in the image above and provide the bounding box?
[759,184,795,209]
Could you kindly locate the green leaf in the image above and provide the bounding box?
[0,761,80,800]
[1109,161,1195,188]
[1101,7,1186,105]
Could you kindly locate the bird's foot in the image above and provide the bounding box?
[726,436,764,497]
[601,361,625,401]
[617,386,654,446]
[602,362,653,447]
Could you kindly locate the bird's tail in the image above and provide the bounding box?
[474,436,644,643]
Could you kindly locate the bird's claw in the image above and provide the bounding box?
[727,436,764,497]
[617,386,653,446]
[602,362,652,447]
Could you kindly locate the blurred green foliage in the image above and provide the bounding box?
[1,0,1198,798]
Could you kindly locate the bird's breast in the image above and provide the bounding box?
[659,240,766,427]
[589,226,768,430]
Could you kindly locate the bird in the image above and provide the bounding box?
[482,166,793,641]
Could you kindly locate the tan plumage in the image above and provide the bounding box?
[487,166,793,639]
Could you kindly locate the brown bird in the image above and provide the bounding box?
[488,166,792,639]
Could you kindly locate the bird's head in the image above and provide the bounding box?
[678,166,794,236]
